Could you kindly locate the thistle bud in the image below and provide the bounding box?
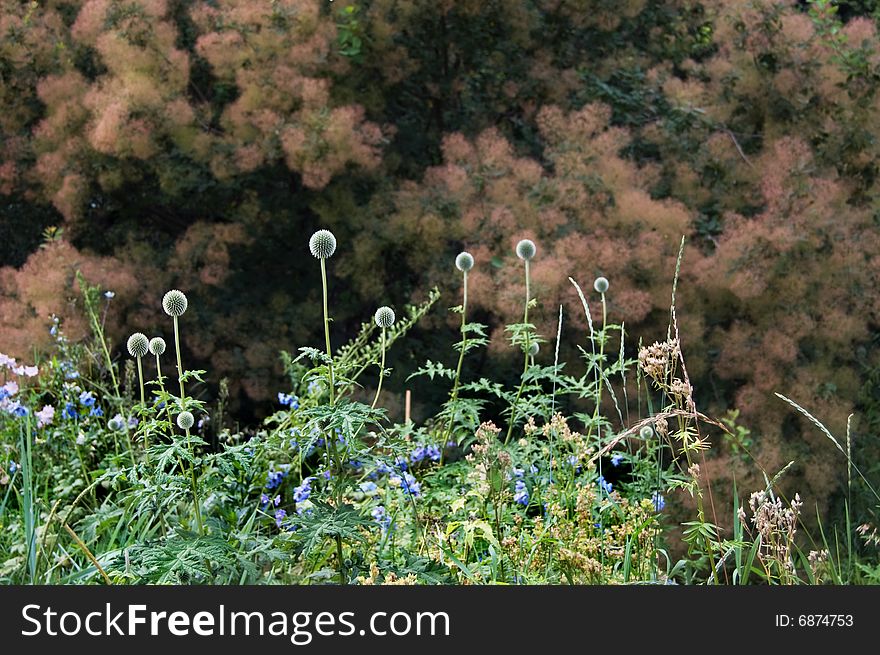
[177,411,194,430]
[309,229,337,259]
[149,337,166,356]
[516,239,536,261]
[127,333,149,358]
[455,251,474,272]
[374,306,395,328]
[162,290,188,317]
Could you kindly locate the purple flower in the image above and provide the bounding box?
[35,405,55,428]
[260,494,270,507]
[293,477,313,503]
[426,445,441,461]
[371,505,391,532]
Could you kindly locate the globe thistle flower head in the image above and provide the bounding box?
[107,414,125,432]
[162,290,188,317]
[594,276,609,294]
[177,411,195,430]
[455,251,474,272]
[528,342,540,356]
[309,229,337,259]
[127,332,149,358]
[374,306,395,328]
[516,239,536,261]
[639,425,654,439]
[149,337,166,356]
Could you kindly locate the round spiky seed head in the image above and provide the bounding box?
[594,276,609,294]
[107,415,125,432]
[127,332,149,358]
[639,425,654,439]
[455,251,474,272]
[516,239,536,261]
[309,229,337,259]
[149,337,166,356]
[528,342,540,356]
[162,289,188,317]
[177,411,194,430]
[374,306,395,328]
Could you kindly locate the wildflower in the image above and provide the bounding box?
[273,495,281,507]
[2,381,18,397]
[455,251,474,272]
[639,425,654,439]
[266,469,286,490]
[127,416,138,428]
[513,479,529,506]
[104,291,115,299]
[277,392,299,408]
[0,353,14,368]
[611,453,623,467]
[90,406,103,418]
[260,494,270,507]
[293,477,313,503]
[76,433,86,446]
[8,402,28,418]
[127,333,149,358]
[597,475,613,494]
[309,229,337,259]
[593,276,609,294]
[425,444,441,462]
[176,411,194,430]
[374,306,395,328]
[162,290,188,317]
[307,380,321,395]
[149,337,166,356]
[410,445,426,464]
[62,402,78,420]
[401,472,421,497]
[528,342,539,356]
[274,509,287,527]
[360,481,378,493]
[107,414,125,431]
[516,239,536,261]
[9,461,18,474]
[15,365,39,377]
[78,390,96,407]
[372,505,392,532]
[36,405,55,428]
[60,361,78,379]
[652,491,666,512]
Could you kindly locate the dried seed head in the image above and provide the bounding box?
[177,411,194,430]
[309,229,337,259]
[149,337,166,356]
[516,239,536,261]
[593,276,609,294]
[162,289,188,317]
[127,332,149,358]
[455,251,474,272]
[374,306,395,328]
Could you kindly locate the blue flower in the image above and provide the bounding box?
[90,406,103,417]
[513,480,529,506]
[371,505,392,532]
[360,481,378,493]
[597,475,613,494]
[307,380,321,395]
[260,494,269,507]
[652,491,666,512]
[127,416,138,428]
[410,445,426,464]
[273,495,281,507]
[10,402,28,418]
[293,477,313,503]
[274,509,287,527]
[611,453,623,467]
[62,402,79,420]
[266,469,287,490]
[426,444,441,461]
[277,392,299,408]
[9,461,19,474]
[401,472,421,498]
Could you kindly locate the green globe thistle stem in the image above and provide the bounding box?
[371,327,387,410]
[442,268,468,455]
[173,315,186,400]
[185,425,204,535]
[136,355,149,461]
[320,258,335,405]
[505,259,531,444]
